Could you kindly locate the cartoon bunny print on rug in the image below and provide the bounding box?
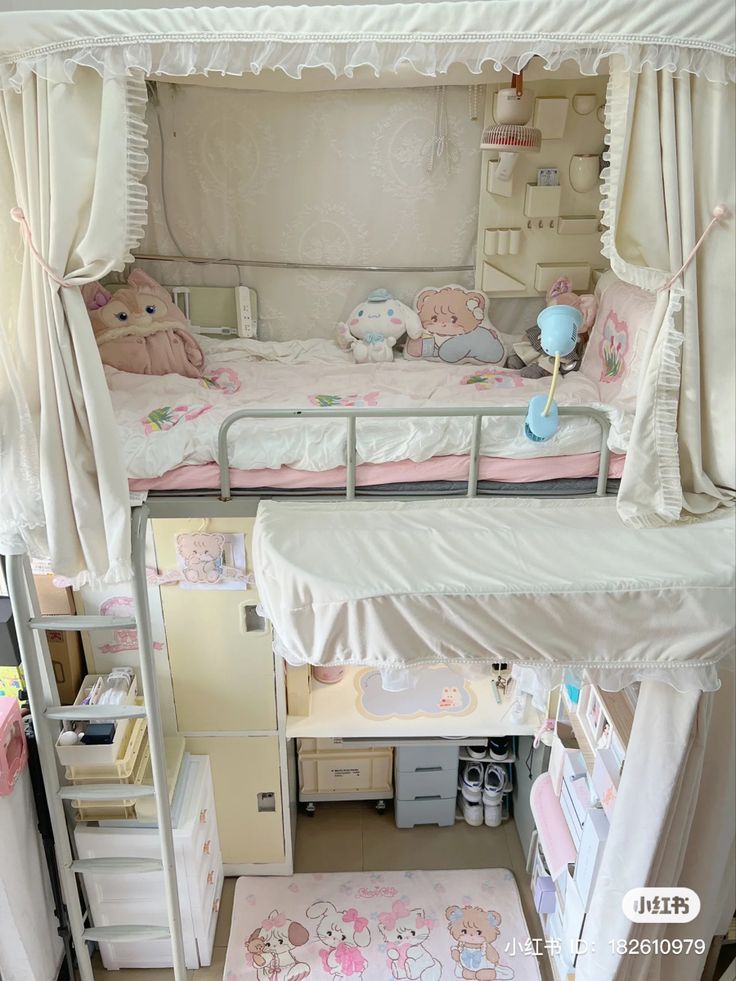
[445,906,514,980]
[307,901,371,980]
[245,910,311,981]
[379,901,443,980]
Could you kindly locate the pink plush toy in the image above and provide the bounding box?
[82,270,205,378]
[507,277,598,378]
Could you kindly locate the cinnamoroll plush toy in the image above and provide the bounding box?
[507,277,598,378]
[337,289,422,363]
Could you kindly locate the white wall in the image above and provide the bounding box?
[138,81,541,341]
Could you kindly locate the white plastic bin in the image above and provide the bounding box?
[298,748,393,800]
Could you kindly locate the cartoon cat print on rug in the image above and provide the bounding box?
[378,901,443,980]
[307,901,371,980]
[246,910,311,981]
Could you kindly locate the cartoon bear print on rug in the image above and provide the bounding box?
[307,901,371,980]
[445,905,515,980]
[245,910,311,981]
[378,900,443,980]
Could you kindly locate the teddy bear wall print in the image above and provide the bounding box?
[175,531,248,590]
[405,285,507,366]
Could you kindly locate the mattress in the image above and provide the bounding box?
[109,336,632,489]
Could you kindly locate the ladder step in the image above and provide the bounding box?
[46,704,147,721]
[71,857,163,875]
[29,615,137,632]
[83,925,171,943]
[59,784,155,801]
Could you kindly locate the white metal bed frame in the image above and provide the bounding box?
[5,400,613,979]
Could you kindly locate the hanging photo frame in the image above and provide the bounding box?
[175,531,247,590]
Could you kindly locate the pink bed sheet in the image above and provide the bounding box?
[129,451,625,492]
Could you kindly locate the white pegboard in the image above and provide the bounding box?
[475,73,609,298]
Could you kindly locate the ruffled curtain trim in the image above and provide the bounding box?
[0,35,734,92]
[272,632,733,695]
[123,74,148,266]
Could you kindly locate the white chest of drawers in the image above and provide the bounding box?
[74,755,223,970]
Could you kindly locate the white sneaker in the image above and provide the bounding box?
[464,743,488,760]
[484,799,503,827]
[461,794,484,827]
[459,762,484,803]
[482,763,507,804]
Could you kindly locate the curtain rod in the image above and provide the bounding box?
[134,252,474,274]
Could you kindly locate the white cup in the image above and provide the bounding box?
[497,229,510,255]
[569,154,600,193]
[509,229,522,255]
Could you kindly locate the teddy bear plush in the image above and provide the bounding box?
[506,277,598,378]
[404,285,506,366]
[337,288,423,363]
[82,270,205,378]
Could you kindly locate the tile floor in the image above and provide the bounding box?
[90,803,552,980]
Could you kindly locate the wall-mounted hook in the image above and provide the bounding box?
[527,220,532,229]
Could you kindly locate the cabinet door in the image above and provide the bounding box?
[152,518,276,733]
[185,736,284,867]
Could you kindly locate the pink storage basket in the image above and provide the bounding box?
[0,696,28,796]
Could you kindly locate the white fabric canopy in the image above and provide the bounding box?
[252,498,736,691]
[1,1,734,91]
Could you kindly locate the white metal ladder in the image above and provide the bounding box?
[5,506,188,979]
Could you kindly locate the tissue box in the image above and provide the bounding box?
[592,748,621,819]
[534,875,557,915]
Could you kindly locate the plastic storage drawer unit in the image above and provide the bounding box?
[394,744,459,829]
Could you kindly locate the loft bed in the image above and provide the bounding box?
[116,267,663,502]
[1,4,734,981]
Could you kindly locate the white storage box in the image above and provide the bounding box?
[65,699,146,783]
[298,749,393,799]
[297,738,379,753]
[573,807,609,909]
[55,673,138,767]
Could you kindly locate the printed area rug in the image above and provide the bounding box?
[224,868,541,981]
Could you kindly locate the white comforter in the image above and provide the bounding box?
[106,337,632,478]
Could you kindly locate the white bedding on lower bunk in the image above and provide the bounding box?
[105,338,632,479]
[252,497,736,691]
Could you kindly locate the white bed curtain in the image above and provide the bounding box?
[578,670,735,981]
[0,68,148,584]
[603,63,736,527]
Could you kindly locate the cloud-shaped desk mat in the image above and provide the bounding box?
[355,666,477,720]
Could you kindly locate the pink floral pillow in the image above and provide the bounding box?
[580,272,656,400]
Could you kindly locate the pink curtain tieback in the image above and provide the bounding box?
[659,204,730,292]
[10,206,72,288]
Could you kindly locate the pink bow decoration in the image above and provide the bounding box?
[342,908,368,933]
[378,901,411,931]
[85,287,112,311]
[416,916,434,930]
[262,912,287,931]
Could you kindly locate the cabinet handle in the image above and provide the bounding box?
[203,840,212,855]
[199,808,208,824]
[213,898,221,913]
[207,870,215,885]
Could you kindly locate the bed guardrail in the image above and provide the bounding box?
[216,405,612,502]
